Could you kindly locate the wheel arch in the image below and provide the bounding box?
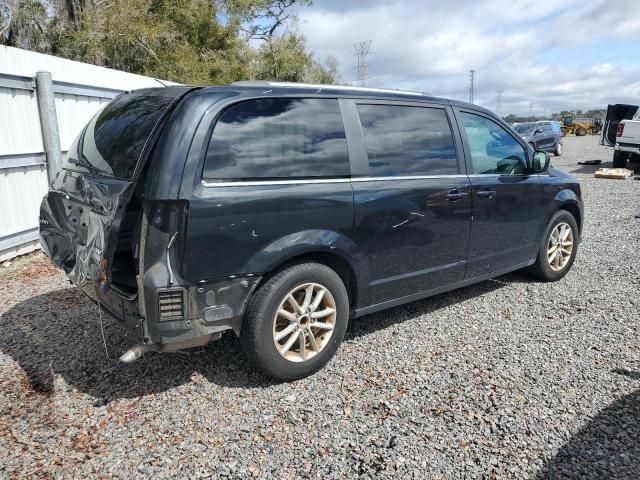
[242,230,370,313]
[558,202,582,235]
[267,251,361,311]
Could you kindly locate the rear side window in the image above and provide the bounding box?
[204,98,349,180]
[356,104,458,177]
[541,123,553,132]
[64,88,187,179]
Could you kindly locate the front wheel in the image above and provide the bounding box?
[240,262,349,381]
[528,211,579,282]
[554,142,562,157]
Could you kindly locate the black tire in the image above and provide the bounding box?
[554,142,562,157]
[612,150,628,168]
[240,262,349,381]
[528,210,579,282]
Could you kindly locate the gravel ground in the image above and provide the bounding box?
[1,135,639,479]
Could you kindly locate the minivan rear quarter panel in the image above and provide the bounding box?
[175,92,371,304]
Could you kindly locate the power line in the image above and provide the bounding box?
[469,70,475,104]
[353,40,372,87]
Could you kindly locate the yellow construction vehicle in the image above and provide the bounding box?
[560,116,602,136]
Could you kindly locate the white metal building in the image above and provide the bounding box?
[0,46,178,261]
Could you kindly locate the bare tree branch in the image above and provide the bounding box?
[0,2,12,39]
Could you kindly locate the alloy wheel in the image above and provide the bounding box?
[272,283,337,362]
[547,222,574,272]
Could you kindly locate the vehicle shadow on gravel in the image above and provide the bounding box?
[538,369,640,479]
[0,271,532,402]
[346,270,535,341]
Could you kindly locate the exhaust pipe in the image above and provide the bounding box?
[118,332,222,363]
[119,344,156,363]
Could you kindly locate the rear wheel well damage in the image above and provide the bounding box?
[252,251,358,312]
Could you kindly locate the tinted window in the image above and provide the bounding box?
[204,98,349,180]
[514,123,535,134]
[541,123,553,132]
[64,88,186,179]
[357,104,458,176]
[459,112,526,175]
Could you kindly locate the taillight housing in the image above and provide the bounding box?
[616,123,625,137]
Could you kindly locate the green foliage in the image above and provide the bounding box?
[1,0,337,85]
[1,0,49,51]
[251,31,336,83]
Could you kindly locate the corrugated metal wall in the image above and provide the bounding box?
[0,46,177,262]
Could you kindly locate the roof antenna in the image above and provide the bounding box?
[153,78,168,87]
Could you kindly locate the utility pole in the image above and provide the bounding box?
[469,70,475,104]
[35,71,62,184]
[529,101,534,118]
[496,90,503,118]
[353,40,372,87]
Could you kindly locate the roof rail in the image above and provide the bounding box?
[230,80,430,97]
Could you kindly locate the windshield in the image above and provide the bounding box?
[63,87,190,179]
[513,123,535,134]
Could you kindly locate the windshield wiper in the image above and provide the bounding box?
[66,156,103,175]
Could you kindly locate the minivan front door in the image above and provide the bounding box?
[349,102,472,304]
[455,110,543,278]
[536,123,554,151]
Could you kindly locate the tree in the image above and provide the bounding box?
[225,0,311,41]
[0,0,49,52]
[1,0,337,85]
[50,0,251,84]
[251,29,337,83]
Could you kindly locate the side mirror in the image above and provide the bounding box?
[531,151,550,173]
[534,128,543,134]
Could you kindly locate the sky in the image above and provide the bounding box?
[296,0,640,116]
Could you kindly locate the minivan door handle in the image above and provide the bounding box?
[476,189,496,199]
[446,189,469,201]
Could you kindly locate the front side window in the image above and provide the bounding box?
[204,98,349,180]
[514,123,535,135]
[459,112,526,175]
[356,104,458,177]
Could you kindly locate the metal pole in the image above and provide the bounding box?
[35,71,62,184]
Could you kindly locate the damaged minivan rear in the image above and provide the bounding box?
[40,86,258,361]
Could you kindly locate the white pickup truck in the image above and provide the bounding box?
[600,104,640,167]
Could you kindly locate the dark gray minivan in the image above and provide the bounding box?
[40,82,583,380]
[513,121,563,156]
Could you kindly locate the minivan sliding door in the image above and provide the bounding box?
[346,100,472,304]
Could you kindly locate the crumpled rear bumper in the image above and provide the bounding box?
[76,274,262,349]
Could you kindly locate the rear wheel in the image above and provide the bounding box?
[554,142,563,157]
[576,126,588,136]
[612,150,628,168]
[528,210,578,282]
[240,262,349,381]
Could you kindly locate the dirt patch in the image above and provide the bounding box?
[1,251,61,282]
